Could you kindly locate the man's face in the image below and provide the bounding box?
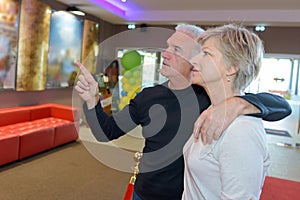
[161,31,200,82]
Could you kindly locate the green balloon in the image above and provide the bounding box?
[132,70,141,78]
[121,50,142,70]
[123,70,132,78]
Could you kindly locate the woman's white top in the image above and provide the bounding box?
[182,116,270,200]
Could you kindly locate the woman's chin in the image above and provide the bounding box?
[191,76,198,84]
[191,77,203,86]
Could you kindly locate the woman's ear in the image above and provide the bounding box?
[226,66,239,76]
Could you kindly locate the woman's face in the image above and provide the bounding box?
[190,38,227,87]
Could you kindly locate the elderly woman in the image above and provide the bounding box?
[182,24,270,200]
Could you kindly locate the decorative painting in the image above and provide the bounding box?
[46,11,83,88]
[0,0,19,89]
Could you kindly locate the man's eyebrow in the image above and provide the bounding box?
[173,44,183,51]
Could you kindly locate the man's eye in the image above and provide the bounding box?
[174,47,180,52]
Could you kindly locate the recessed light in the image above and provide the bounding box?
[255,25,266,32]
[66,6,85,16]
[128,24,136,29]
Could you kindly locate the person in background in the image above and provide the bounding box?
[183,24,270,200]
[75,24,291,200]
[104,60,119,113]
[104,59,119,88]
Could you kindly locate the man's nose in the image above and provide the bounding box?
[162,49,171,59]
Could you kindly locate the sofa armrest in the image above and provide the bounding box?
[50,104,81,122]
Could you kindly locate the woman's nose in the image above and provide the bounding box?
[189,58,198,68]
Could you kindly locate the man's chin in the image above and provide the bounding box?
[160,66,168,76]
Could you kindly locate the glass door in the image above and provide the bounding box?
[246,54,300,101]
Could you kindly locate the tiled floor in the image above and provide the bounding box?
[265,134,300,182]
[79,125,300,182]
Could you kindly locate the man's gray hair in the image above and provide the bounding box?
[175,24,205,40]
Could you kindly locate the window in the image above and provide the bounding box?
[117,48,167,88]
[246,54,300,100]
[112,48,167,112]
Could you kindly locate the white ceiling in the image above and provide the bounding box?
[57,0,300,27]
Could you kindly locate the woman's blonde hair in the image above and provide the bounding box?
[198,24,264,92]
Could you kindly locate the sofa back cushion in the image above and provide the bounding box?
[0,104,80,126]
[51,105,80,122]
[0,109,30,126]
[30,107,51,120]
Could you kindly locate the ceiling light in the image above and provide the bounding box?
[121,0,127,2]
[255,25,266,32]
[66,6,85,16]
[128,24,136,29]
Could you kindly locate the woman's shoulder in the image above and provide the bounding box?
[217,116,265,143]
[229,115,263,129]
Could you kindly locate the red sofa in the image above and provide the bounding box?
[0,103,80,166]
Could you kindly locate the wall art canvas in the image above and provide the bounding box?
[0,0,19,90]
[46,11,83,88]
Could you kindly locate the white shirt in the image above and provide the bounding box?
[182,116,270,200]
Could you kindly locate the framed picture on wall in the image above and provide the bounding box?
[46,10,83,88]
[0,0,19,90]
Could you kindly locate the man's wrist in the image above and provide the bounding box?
[232,96,260,115]
[86,95,99,110]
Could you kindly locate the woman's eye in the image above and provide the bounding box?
[201,51,209,56]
